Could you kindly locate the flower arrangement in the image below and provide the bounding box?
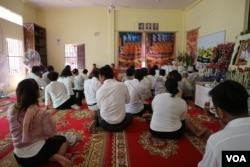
[177,51,194,66]
[212,42,235,71]
[197,47,214,63]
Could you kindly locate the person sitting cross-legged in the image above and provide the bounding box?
[45,71,80,110]
[7,78,72,167]
[124,69,151,116]
[89,65,132,133]
[146,78,207,139]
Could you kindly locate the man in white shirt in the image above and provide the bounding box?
[72,68,84,105]
[27,66,46,100]
[124,69,150,116]
[42,65,54,85]
[84,70,101,111]
[45,71,80,110]
[89,65,132,133]
[198,80,250,167]
[27,66,46,89]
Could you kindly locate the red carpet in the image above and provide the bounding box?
[0,97,222,167]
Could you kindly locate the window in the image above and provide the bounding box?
[6,38,24,75]
[0,5,23,25]
[65,43,85,69]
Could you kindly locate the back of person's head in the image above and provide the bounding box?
[31,66,41,73]
[47,71,59,81]
[149,67,156,76]
[209,80,249,116]
[134,69,144,81]
[65,65,71,70]
[72,68,79,75]
[170,70,182,81]
[153,64,158,70]
[129,65,135,70]
[47,65,54,72]
[126,67,134,77]
[98,65,114,79]
[141,68,148,76]
[83,69,88,74]
[16,78,39,112]
[159,69,166,76]
[60,67,72,77]
[92,70,99,78]
[165,78,179,97]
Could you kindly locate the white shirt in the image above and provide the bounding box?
[147,75,156,90]
[140,76,152,100]
[124,79,144,114]
[154,75,166,95]
[84,77,101,105]
[42,71,50,85]
[96,79,130,124]
[57,76,74,96]
[150,93,187,132]
[73,74,84,90]
[178,77,193,97]
[27,72,46,88]
[198,117,250,167]
[45,81,70,108]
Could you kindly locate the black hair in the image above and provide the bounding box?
[98,65,114,79]
[126,68,134,77]
[149,68,156,76]
[141,68,148,76]
[92,70,99,78]
[72,68,78,74]
[16,79,40,122]
[31,66,41,73]
[167,70,182,81]
[134,69,144,81]
[165,78,179,97]
[47,71,59,81]
[159,69,166,76]
[209,80,249,116]
[83,69,88,74]
[47,65,54,72]
[60,67,73,77]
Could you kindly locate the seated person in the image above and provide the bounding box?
[124,69,151,116]
[154,69,166,95]
[45,71,80,110]
[72,68,84,105]
[89,65,132,133]
[148,78,207,139]
[7,78,71,167]
[84,70,101,112]
[27,66,47,100]
[179,71,194,99]
[198,80,250,167]
[167,70,183,97]
[42,65,54,85]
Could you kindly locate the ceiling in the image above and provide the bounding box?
[23,0,198,10]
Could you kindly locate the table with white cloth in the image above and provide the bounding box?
[194,82,216,115]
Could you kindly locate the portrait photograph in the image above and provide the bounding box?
[138,23,144,30]
[235,39,250,65]
[145,23,152,30]
[153,23,159,30]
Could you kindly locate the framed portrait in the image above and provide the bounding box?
[138,23,144,30]
[145,23,152,30]
[153,23,159,30]
[235,39,250,65]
